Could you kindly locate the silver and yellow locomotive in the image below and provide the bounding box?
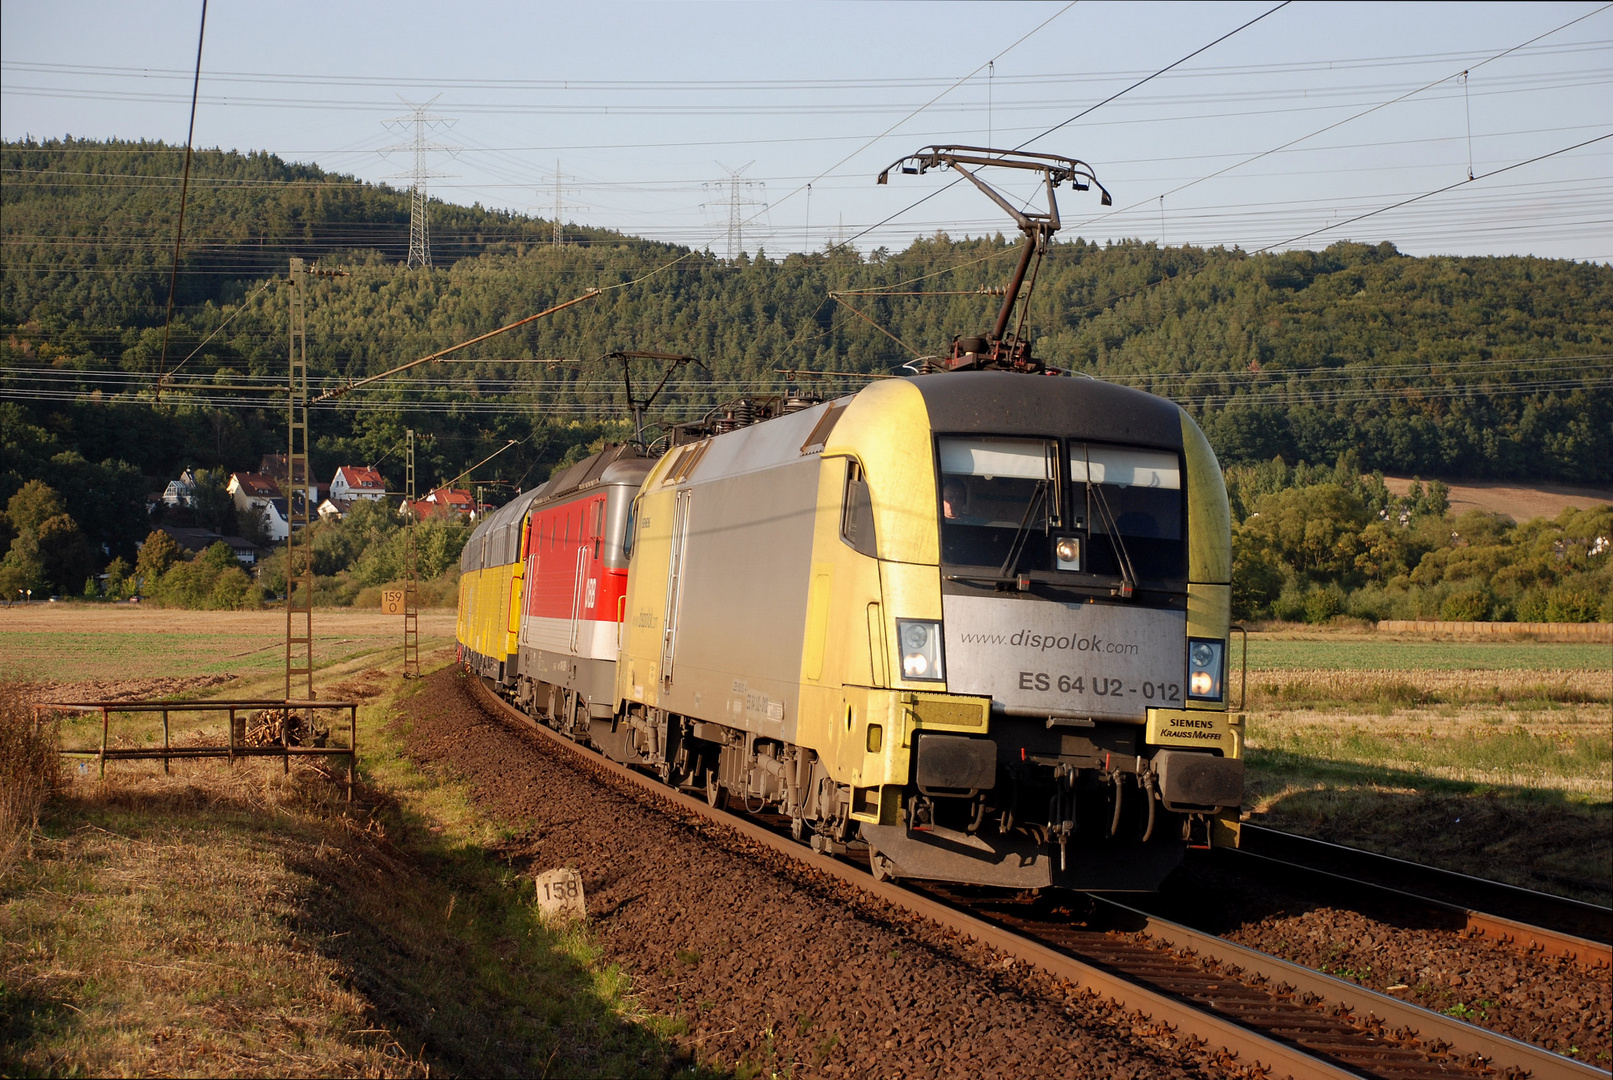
[609,372,1237,891]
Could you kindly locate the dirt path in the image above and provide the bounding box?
[1380,477,1611,521]
[398,668,1248,1079]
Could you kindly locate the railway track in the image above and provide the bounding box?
[464,675,1602,1080]
[1224,826,1611,971]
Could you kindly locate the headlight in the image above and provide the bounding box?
[1054,535,1081,571]
[1187,637,1224,701]
[896,618,945,682]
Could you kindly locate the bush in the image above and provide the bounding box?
[1514,588,1549,622]
[1231,545,1285,621]
[1440,584,1495,621]
[147,545,261,610]
[1545,584,1600,623]
[207,566,259,610]
[1302,583,1345,624]
[1344,584,1407,623]
[1271,582,1306,622]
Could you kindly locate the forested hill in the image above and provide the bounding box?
[3,139,1610,546]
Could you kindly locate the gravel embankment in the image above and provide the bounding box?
[397,669,1251,1079]
[1153,861,1611,1067]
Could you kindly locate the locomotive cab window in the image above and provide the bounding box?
[841,460,877,557]
[1070,443,1186,582]
[937,437,1056,572]
[622,497,640,559]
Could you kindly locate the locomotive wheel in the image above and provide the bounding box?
[870,851,898,883]
[705,770,723,808]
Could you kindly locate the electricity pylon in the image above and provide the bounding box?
[381,96,457,269]
[703,161,765,260]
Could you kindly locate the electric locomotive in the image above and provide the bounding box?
[457,147,1241,891]
[459,443,654,736]
[609,370,1236,891]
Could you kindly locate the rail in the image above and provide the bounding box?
[36,698,358,800]
[1232,824,1611,967]
[945,887,1602,1080]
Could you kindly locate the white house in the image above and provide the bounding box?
[330,466,387,502]
[227,473,280,516]
[161,468,200,508]
[257,498,292,542]
[318,496,359,521]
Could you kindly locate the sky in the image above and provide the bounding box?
[3,0,1611,262]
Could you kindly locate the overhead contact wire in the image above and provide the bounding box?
[1071,3,1613,235]
[832,1,1292,269]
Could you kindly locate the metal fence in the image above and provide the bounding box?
[34,698,358,800]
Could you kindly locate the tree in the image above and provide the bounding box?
[1240,484,1369,579]
[191,468,237,535]
[0,529,46,600]
[135,530,182,586]
[6,479,64,533]
[36,513,95,594]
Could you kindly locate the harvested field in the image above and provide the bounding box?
[1379,476,1611,521]
[1241,635,1608,672]
[402,668,1246,1079]
[0,605,458,692]
[1237,631,1612,904]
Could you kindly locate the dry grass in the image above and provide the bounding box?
[2,645,709,1078]
[1245,666,1611,709]
[2,761,426,1077]
[0,682,60,877]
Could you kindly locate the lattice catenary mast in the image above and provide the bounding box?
[402,428,420,678]
[285,258,314,701]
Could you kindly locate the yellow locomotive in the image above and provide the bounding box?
[609,372,1236,889]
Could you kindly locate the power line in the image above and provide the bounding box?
[839,0,1292,252]
[1068,3,1613,237]
[1260,131,1612,252]
[154,0,207,397]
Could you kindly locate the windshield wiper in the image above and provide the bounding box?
[1087,480,1138,599]
[997,479,1048,585]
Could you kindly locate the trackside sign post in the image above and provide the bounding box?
[380,589,405,614]
[534,868,587,921]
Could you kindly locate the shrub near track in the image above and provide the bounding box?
[0,672,709,1078]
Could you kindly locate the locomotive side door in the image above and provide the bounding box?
[568,541,588,653]
[660,488,692,686]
